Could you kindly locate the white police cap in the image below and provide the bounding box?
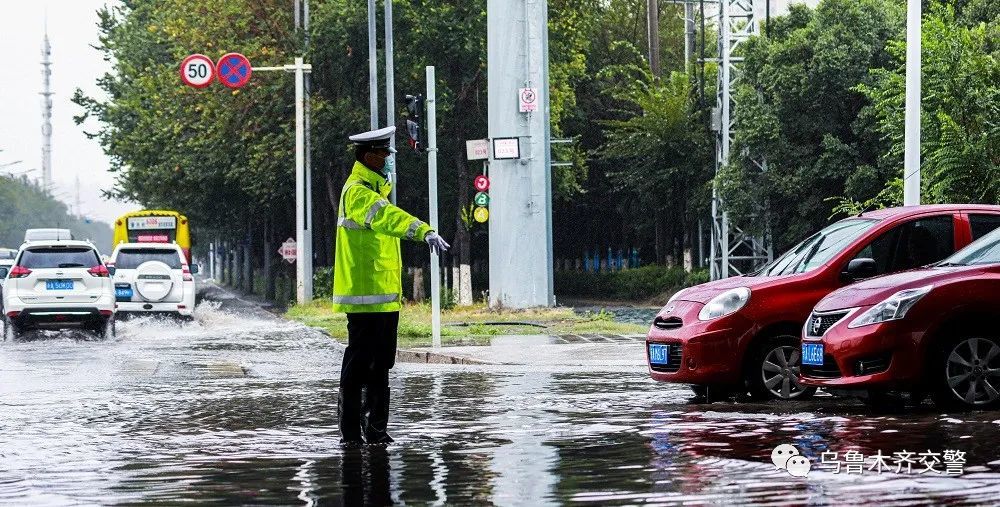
[349,126,397,152]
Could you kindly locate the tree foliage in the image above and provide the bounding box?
[858,4,1000,205]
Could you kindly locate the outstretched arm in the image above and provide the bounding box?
[343,185,434,241]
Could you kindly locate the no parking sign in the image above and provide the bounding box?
[216,53,253,89]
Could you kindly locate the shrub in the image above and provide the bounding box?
[555,266,709,301]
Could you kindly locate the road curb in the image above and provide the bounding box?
[395,348,494,365]
[308,325,489,365]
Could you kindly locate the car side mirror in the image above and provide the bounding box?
[842,258,877,282]
[107,266,117,276]
[190,264,200,274]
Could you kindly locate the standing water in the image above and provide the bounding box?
[1,285,1000,504]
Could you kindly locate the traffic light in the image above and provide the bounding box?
[404,94,425,153]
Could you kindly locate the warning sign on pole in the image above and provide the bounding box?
[474,174,491,192]
[518,87,538,113]
[278,238,297,264]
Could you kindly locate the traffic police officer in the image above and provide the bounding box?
[334,126,450,445]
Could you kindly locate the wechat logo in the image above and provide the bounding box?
[771,443,811,477]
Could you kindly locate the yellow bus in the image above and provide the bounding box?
[113,210,192,263]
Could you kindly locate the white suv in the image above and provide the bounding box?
[109,243,196,318]
[3,240,116,339]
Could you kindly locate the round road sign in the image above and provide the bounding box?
[474,192,490,207]
[216,52,253,89]
[473,206,490,223]
[473,174,490,192]
[180,54,216,88]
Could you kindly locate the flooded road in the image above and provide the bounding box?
[2,284,1000,504]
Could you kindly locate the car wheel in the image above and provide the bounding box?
[748,335,817,400]
[96,316,116,340]
[3,317,19,341]
[933,336,1000,409]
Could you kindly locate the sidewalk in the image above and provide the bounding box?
[402,334,648,367]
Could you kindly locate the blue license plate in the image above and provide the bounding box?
[115,287,134,300]
[802,343,825,366]
[649,344,670,365]
[45,279,73,290]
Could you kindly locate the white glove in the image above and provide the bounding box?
[425,232,450,255]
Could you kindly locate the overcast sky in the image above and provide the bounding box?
[0,0,131,224]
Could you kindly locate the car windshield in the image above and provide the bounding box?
[115,248,183,269]
[19,247,100,269]
[940,227,1000,266]
[758,218,878,276]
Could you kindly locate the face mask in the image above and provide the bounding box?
[382,154,395,176]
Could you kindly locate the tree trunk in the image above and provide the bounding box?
[654,212,666,264]
[263,219,276,301]
[412,267,425,302]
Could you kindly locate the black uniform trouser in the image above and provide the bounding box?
[338,311,399,441]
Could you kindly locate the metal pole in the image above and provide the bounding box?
[384,0,397,204]
[303,0,313,288]
[426,66,441,348]
[209,242,215,279]
[294,57,311,303]
[903,0,921,206]
[367,0,379,130]
[647,0,661,77]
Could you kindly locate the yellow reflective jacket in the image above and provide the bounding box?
[332,161,433,313]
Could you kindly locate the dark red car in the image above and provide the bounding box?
[647,205,1000,400]
[800,224,1000,408]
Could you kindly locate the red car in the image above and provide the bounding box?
[646,205,1000,400]
[800,224,1000,408]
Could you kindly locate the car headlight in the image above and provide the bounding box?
[848,285,932,328]
[698,287,751,321]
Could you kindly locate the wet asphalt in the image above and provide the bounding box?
[1,284,999,505]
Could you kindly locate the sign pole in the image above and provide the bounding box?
[367,0,379,130]
[426,66,441,348]
[384,0,398,205]
[293,57,312,304]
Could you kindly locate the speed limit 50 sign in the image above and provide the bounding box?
[180,54,215,88]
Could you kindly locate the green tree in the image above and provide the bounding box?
[721,0,904,249]
[858,5,999,205]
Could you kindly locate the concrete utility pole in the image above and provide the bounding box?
[903,0,921,206]
[40,23,53,193]
[487,0,555,308]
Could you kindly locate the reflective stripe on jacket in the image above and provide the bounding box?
[332,161,434,313]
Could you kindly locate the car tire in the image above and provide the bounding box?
[932,335,1000,410]
[96,316,116,340]
[747,335,817,401]
[3,317,19,341]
